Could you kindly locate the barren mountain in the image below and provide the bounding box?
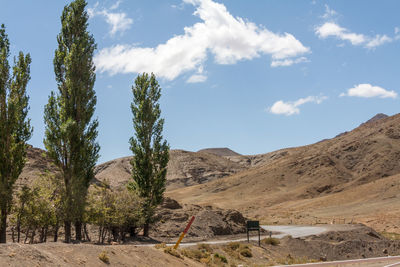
[197,147,241,157]
[168,113,400,232]
[16,146,59,187]
[94,149,247,189]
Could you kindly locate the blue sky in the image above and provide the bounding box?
[1,0,399,163]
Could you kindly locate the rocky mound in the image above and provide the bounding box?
[280,224,400,261]
[150,198,247,241]
[94,149,247,190]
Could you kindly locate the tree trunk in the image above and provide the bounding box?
[143,223,149,237]
[64,221,71,243]
[54,223,59,242]
[75,221,82,241]
[0,207,7,243]
[129,226,136,237]
[17,221,21,243]
[83,224,90,242]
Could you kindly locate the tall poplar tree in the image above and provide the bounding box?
[44,0,99,243]
[129,73,169,237]
[0,24,32,243]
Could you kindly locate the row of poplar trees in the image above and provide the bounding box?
[0,0,169,243]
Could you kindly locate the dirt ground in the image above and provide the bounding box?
[1,224,400,266]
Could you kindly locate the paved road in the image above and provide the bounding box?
[261,225,329,238]
[273,256,400,267]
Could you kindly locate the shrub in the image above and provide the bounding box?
[214,253,228,263]
[154,242,167,249]
[239,248,252,258]
[164,247,183,259]
[98,251,110,264]
[262,237,280,246]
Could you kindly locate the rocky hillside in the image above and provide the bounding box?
[197,147,241,157]
[168,113,400,232]
[94,149,247,189]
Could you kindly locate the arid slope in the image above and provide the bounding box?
[167,113,400,232]
[94,149,246,189]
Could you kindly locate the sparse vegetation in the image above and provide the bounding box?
[98,251,110,264]
[154,242,167,249]
[224,242,252,259]
[381,231,400,240]
[262,237,280,246]
[213,252,228,263]
[164,247,183,259]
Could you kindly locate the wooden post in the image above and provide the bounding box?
[173,216,195,249]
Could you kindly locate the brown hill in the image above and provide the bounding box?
[197,147,241,157]
[167,113,400,233]
[16,146,59,187]
[94,149,247,190]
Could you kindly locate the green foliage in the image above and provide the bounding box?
[129,73,169,236]
[213,253,228,263]
[0,24,32,243]
[85,183,144,243]
[9,173,64,243]
[43,0,99,242]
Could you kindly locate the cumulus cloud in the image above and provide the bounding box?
[94,0,309,80]
[88,2,133,36]
[187,74,207,83]
[271,57,309,67]
[315,6,394,49]
[269,95,327,116]
[340,84,397,99]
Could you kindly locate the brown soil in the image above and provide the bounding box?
[0,242,202,267]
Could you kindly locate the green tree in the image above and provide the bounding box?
[129,73,169,237]
[0,24,32,243]
[44,0,99,243]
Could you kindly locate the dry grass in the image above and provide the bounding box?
[98,251,110,264]
[381,231,400,240]
[164,247,183,259]
[224,242,252,259]
[261,237,280,246]
[154,242,167,249]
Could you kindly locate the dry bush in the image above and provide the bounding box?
[262,237,280,246]
[224,242,252,259]
[154,242,167,249]
[98,251,110,264]
[164,247,183,259]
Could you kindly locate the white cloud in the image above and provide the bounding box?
[187,74,207,83]
[271,57,309,67]
[95,0,309,80]
[88,2,133,36]
[321,4,337,20]
[365,35,392,48]
[315,21,394,49]
[340,84,397,99]
[269,95,327,116]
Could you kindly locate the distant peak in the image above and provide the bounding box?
[197,147,241,157]
[362,113,388,125]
